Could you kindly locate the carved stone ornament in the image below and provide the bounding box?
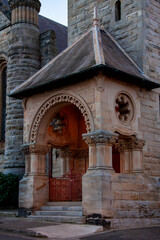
[115,138,145,152]
[115,93,134,125]
[22,144,50,155]
[30,94,91,143]
[82,130,118,146]
[9,0,41,12]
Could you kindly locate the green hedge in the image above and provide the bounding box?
[0,173,19,209]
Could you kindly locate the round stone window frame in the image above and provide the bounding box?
[114,91,135,126]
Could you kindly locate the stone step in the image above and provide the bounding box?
[46,202,82,206]
[41,206,82,211]
[0,210,18,217]
[35,210,83,216]
[28,215,86,224]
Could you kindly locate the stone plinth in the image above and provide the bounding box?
[82,170,114,218]
[19,175,49,215]
[82,130,118,217]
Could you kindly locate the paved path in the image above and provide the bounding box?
[79,226,160,240]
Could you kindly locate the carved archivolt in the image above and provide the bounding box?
[30,93,92,143]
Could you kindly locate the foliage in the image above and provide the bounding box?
[0,173,19,209]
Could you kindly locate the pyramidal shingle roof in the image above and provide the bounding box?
[10,23,160,99]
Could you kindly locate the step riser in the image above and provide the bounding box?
[29,216,85,224]
[31,202,84,224]
[41,206,82,211]
[46,202,82,206]
[35,211,82,216]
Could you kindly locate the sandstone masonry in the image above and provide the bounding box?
[68,0,160,82]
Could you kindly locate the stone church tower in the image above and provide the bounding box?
[4,0,41,175]
[68,0,160,83]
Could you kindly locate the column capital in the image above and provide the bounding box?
[22,143,50,155]
[116,138,145,152]
[83,130,118,146]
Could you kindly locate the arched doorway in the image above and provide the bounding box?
[45,104,89,202]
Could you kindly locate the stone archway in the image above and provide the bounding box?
[29,92,94,144]
[19,92,94,212]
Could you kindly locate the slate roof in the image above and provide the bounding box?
[38,15,67,53]
[10,24,160,99]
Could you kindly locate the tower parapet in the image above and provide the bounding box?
[9,0,41,26]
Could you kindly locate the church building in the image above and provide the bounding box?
[1,0,160,228]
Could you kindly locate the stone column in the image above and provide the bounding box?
[130,139,145,173]
[117,139,132,174]
[117,138,145,174]
[4,0,41,176]
[82,130,118,218]
[19,143,50,216]
[83,130,118,171]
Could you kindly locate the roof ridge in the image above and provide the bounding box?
[92,25,105,65]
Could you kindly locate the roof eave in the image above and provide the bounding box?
[9,64,160,99]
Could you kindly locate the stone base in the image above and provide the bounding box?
[110,217,160,229]
[82,169,114,218]
[19,175,49,210]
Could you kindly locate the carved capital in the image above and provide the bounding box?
[9,0,41,12]
[129,139,145,150]
[22,144,50,155]
[83,130,118,146]
[115,138,145,153]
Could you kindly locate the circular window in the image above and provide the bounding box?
[115,93,134,125]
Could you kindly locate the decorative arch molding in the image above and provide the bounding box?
[29,90,94,143]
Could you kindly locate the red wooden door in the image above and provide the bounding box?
[49,169,82,202]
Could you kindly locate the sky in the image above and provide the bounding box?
[39,0,68,26]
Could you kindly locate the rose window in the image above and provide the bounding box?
[115,93,134,124]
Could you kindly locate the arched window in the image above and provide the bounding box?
[0,57,7,142]
[115,0,121,21]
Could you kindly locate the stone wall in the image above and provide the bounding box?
[111,173,160,228]
[144,0,160,82]
[40,30,58,67]
[0,11,10,173]
[68,0,143,68]
[0,12,10,55]
[138,89,160,177]
[68,0,160,82]
[0,1,10,29]
[5,23,40,175]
